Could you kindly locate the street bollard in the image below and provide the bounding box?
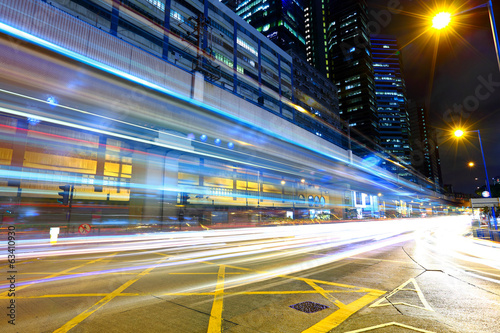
[50,227,60,245]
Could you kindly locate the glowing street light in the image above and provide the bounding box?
[454,128,497,229]
[432,12,452,30]
[426,2,500,71]
[454,129,464,137]
[468,161,475,167]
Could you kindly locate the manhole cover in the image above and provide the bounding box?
[289,301,329,313]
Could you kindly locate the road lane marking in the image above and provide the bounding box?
[200,261,386,333]
[53,256,169,333]
[302,292,385,333]
[343,322,436,333]
[207,265,226,333]
[0,289,353,300]
[370,278,434,311]
[0,252,119,296]
[304,280,345,308]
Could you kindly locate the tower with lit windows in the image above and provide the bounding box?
[304,0,328,75]
[326,0,379,153]
[371,35,411,177]
[235,0,306,58]
[408,101,443,189]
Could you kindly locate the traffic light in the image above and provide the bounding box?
[58,185,70,205]
[181,192,191,205]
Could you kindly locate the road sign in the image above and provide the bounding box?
[78,224,91,235]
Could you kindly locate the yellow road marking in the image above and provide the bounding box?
[344,321,436,333]
[0,289,356,300]
[53,256,169,333]
[305,280,345,308]
[220,263,366,290]
[370,278,433,311]
[302,291,385,333]
[207,265,225,333]
[199,260,386,332]
[0,252,119,296]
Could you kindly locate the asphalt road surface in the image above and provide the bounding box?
[1,216,500,333]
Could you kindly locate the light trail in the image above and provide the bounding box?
[415,216,500,284]
[1,218,444,293]
[0,20,433,195]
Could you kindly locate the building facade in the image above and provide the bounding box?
[235,0,306,58]
[371,35,411,177]
[326,0,379,154]
[287,49,343,147]
[408,101,443,189]
[304,0,329,75]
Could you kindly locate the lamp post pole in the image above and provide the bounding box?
[475,129,497,229]
[488,0,500,72]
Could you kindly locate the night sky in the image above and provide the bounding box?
[369,0,500,194]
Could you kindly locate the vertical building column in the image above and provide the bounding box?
[162,150,184,225]
[9,119,28,200]
[199,158,204,187]
[162,0,172,60]
[129,148,183,225]
[94,135,107,193]
[10,119,28,169]
[110,0,120,36]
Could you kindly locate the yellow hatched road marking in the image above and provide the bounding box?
[53,256,169,333]
[220,263,367,290]
[1,252,119,296]
[200,260,386,333]
[305,280,345,308]
[0,289,356,300]
[302,291,385,333]
[6,250,386,332]
[207,265,225,333]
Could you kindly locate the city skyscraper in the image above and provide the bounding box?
[304,0,329,75]
[326,0,379,154]
[371,35,411,174]
[408,101,443,189]
[235,0,306,58]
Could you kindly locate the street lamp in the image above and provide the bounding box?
[468,161,475,168]
[487,0,500,72]
[432,12,452,30]
[455,128,497,229]
[430,2,500,71]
